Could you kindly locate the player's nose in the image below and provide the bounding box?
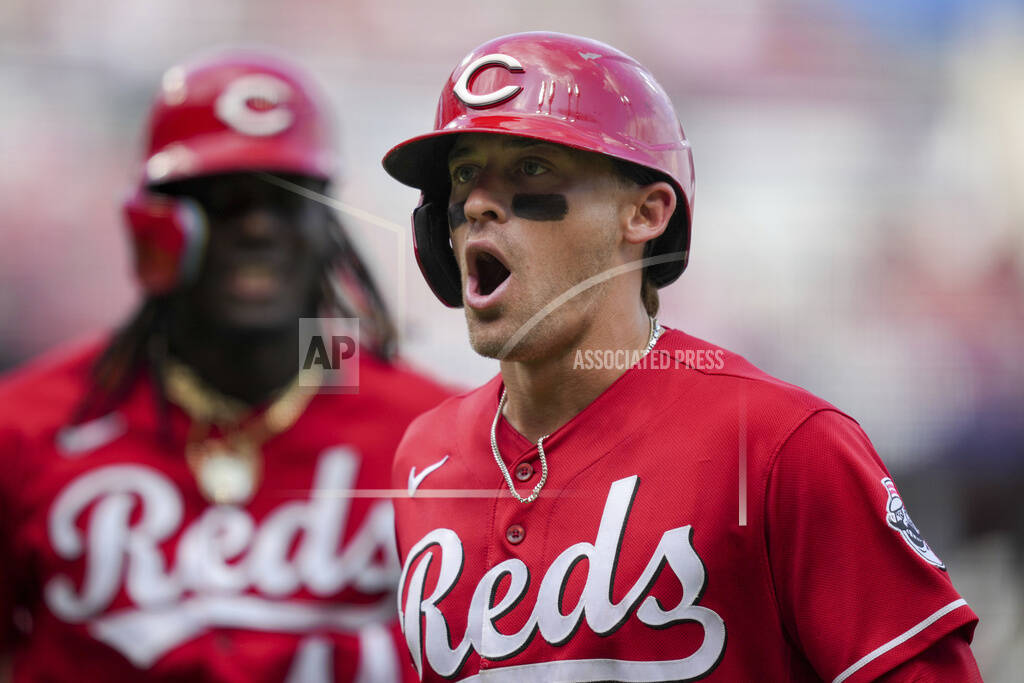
[219,203,291,253]
[237,206,280,240]
[462,170,509,226]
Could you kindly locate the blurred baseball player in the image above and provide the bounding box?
[0,51,450,681]
[382,32,982,681]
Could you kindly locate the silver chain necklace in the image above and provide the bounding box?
[491,316,663,503]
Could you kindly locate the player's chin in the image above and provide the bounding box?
[468,319,552,363]
[220,311,294,338]
[465,315,517,360]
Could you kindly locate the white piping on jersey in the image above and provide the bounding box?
[832,598,968,683]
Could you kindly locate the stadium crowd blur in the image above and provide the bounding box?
[2,0,1021,679]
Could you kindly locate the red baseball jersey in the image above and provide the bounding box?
[392,327,978,682]
[0,339,452,682]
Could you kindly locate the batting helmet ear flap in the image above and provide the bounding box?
[122,190,208,294]
[645,209,690,288]
[412,197,462,307]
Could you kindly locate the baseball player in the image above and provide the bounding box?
[0,51,450,681]
[382,32,982,681]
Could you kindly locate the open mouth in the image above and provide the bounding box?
[475,252,511,296]
[227,263,283,299]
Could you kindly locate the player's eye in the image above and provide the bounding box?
[520,159,548,177]
[201,192,238,217]
[450,164,478,185]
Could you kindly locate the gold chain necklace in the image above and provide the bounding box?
[491,317,663,503]
[164,359,320,505]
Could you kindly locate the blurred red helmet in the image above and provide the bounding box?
[124,50,336,293]
[141,50,336,185]
[383,31,693,307]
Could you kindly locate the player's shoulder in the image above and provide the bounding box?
[393,374,497,466]
[0,336,106,434]
[660,328,879,465]
[326,350,458,420]
[659,327,841,416]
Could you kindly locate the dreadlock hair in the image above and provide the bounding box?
[610,158,681,318]
[321,211,398,359]
[72,186,397,429]
[71,295,173,428]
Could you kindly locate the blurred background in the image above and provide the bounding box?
[1,0,1021,678]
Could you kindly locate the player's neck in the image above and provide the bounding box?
[499,300,651,443]
[167,322,301,406]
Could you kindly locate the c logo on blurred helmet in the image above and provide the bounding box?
[215,74,294,136]
[453,54,525,108]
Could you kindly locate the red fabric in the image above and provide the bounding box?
[391,327,979,682]
[0,339,452,682]
[875,632,982,682]
[767,410,978,682]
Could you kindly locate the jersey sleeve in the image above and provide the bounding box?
[765,409,979,683]
[874,631,982,682]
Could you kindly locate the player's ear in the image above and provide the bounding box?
[621,180,676,247]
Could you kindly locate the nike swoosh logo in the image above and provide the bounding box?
[408,455,450,497]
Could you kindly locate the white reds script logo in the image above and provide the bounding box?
[44,447,399,676]
[399,476,727,681]
[215,73,294,136]
[880,477,945,570]
[453,53,525,108]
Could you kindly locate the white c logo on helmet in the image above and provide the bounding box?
[453,54,525,108]
[215,74,294,136]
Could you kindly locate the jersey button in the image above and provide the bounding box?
[514,462,533,481]
[506,524,525,545]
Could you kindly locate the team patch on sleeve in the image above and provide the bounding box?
[880,477,946,570]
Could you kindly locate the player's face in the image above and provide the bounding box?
[447,134,629,360]
[163,172,330,333]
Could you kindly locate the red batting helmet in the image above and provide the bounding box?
[124,50,337,293]
[382,31,694,307]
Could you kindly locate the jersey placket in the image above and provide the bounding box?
[479,417,545,673]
